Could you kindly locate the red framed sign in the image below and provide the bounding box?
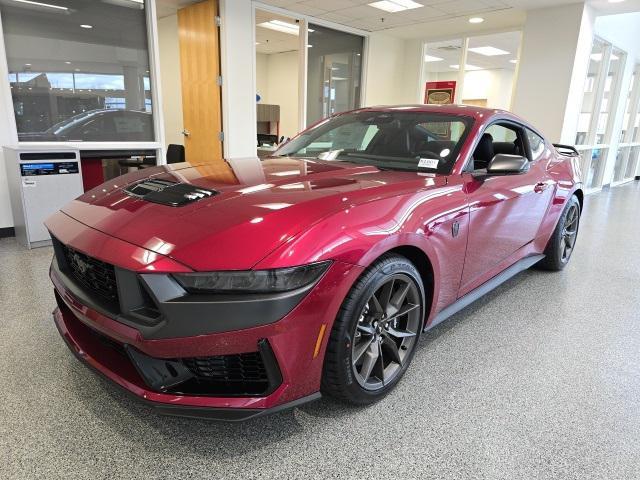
[424,81,456,105]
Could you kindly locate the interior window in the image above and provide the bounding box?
[526,129,546,161]
[472,123,526,171]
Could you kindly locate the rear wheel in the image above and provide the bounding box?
[538,195,581,271]
[321,254,424,405]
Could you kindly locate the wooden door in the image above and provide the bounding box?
[178,0,223,164]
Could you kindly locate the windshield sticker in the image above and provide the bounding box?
[418,158,439,169]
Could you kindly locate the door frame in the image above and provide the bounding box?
[251,1,370,135]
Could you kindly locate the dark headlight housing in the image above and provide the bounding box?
[172,261,331,294]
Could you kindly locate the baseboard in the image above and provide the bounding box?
[0,227,15,238]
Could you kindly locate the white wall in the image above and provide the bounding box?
[363,32,407,106]
[219,0,256,159]
[0,22,18,229]
[462,69,515,109]
[157,14,184,148]
[256,51,299,139]
[256,52,268,102]
[512,3,593,143]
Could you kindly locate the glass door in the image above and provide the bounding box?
[306,24,363,126]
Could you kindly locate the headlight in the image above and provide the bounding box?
[173,261,331,294]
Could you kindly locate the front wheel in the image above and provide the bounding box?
[538,195,581,271]
[321,254,425,405]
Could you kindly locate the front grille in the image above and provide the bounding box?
[180,352,270,395]
[62,245,119,303]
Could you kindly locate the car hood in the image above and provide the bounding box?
[61,157,447,270]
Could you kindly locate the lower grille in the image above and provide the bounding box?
[178,353,270,395]
[62,245,118,303]
[184,353,267,382]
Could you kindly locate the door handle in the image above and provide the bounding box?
[534,182,547,193]
[181,129,191,137]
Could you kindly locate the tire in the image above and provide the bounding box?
[537,195,581,271]
[321,253,425,405]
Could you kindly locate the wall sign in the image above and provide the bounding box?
[424,81,457,105]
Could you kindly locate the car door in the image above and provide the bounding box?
[459,122,554,296]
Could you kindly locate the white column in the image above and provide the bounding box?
[511,3,595,144]
[219,0,257,159]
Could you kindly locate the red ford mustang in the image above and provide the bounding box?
[46,105,583,421]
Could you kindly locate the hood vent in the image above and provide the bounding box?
[124,179,217,207]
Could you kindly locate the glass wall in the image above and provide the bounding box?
[306,24,363,126]
[576,39,606,146]
[614,64,640,183]
[575,38,628,190]
[254,9,301,155]
[2,0,154,142]
[421,32,521,110]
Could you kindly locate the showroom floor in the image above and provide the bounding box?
[1,182,639,480]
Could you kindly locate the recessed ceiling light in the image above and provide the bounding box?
[24,63,32,66]
[368,0,423,13]
[258,20,300,36]
[468,46,510,56]
[450,64,482,71]
[424,54,444,62]
[80,24,93,29]
[65,61,71,64]
[10,0,68,11]
[307,44,313,48]
[469,17,484,24]
[255,42,260,45]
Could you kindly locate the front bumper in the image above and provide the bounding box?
[48,213,363,420]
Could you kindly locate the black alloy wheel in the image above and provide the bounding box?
[351,274,421,390]
[560,203,580,262]
[537,195,581,271]
[322,254,425,405]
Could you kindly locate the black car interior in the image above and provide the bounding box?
[363,122,460,166]
[469,123,528,172]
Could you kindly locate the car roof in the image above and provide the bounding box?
[348,104,520,121]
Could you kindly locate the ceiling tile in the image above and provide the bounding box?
[289,4,328,16]
[298,0,360,10]
[431,0,495,15]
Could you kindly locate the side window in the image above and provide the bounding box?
[485,124,518,143]
[526,129,546,161]
[472,123,526,170]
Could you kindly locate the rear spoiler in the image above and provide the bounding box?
[553,144,580,157]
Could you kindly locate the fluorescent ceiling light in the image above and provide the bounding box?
[258,20,311,36]
[468,17,484,23]
[450,64,482,71]
[80,24,93,29]
[424,54,444,62]
[10,0,68,10]
[368,0,423,13]
[468,46,510,56]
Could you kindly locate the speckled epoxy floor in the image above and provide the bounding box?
[1,182,639,479]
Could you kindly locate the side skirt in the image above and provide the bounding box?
[424,254,545,332]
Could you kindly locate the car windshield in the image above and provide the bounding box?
[276,111,472,174]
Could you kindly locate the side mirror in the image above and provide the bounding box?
[486,154,530,175]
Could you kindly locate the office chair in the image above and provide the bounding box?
[166,144,186,164]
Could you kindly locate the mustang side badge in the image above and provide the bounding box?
[452,221,460,238]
